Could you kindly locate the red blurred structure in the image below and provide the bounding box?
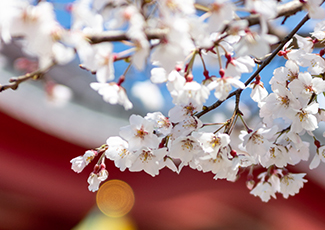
[1,109,325,230]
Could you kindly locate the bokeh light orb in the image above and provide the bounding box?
[96,180,135,218]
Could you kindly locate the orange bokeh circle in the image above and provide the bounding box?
[96,179,135,218]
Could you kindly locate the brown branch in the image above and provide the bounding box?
[87,1,305,44]
[245,1,303,26]
[196,13,311,118]
[87,28,168,44]
[0,64,54,92]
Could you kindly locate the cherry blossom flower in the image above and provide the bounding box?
[294,34,314,53]
[311,20,325,41]
[207,0,235,33]
[169,135,202,163]
[128,147,168,176]
[250,181,276,202]
[151,16,194,73]
[77,42,115,83]
[87,169,108,192]
[301,0,325,19]
[270,60,299,86]
[9,2,56,39]
[166,70,187,99]
[287,142,310,165]
[45,83,73,107]
[192,132,230,159]
[169,115,203,139]
[188,17,213,48]
[224,55,255,78]
[194,148,234,180]
[145,112,172,136]
[6,2,75,68]
[260,144,290,168]
[276,132,310,165]
[235,29,278,58]
[175,80,210,107]
[316,109,325,123]
[168,103,198,123]
[0,1,29,43]
[280,173,307,199]
[309,145,325,169]
[289,72,325,102]
[165,70,210,107]
[245,0,278,20]
[123,5,150,71]
[119,115,160,151]
[70,0,103,32]
[259,83,301,125]
[231,154,256,172]
[288,51,325,75]
[92,42,115,83]
[249,75,268,104]
[105,136,132,171]
[250,173,279,202]
[207,75,245,101]
[90,82,133,110]
[239,126,278,159]
[158,0,195,17]
[159,157,178,173]
[288,102,319,133]
[70,150,96,173]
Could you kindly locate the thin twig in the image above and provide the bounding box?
[196,13,310,118]
[224,91,241,134]
[0,63,54,92]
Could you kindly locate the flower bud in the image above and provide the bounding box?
[246,179,255,190]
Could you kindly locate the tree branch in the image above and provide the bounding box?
[0,64,54,92]
[87,1,304,44]
[88,28,168,44]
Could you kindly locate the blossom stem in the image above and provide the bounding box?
[274,126,290,143]
[194,3,210,12]
[215,47,223,70]
[95,149,107,167]
[213,123,227,134]
[123,63,132,77]
[202,122,227,127]
[185,50,198,76]
[238,113,250,131]
[226,113,239,135]
[307,92,317,105]
[198,51,209,79]
[92,144,108,166]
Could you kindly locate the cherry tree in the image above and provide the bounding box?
[1,0,325,202]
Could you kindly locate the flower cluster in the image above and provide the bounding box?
[250,170,307,202]
[54,0,324,201]
[1,0,324,202]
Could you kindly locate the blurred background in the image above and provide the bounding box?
[1,1,325,229]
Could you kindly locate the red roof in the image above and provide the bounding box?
[1,109,325,229]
